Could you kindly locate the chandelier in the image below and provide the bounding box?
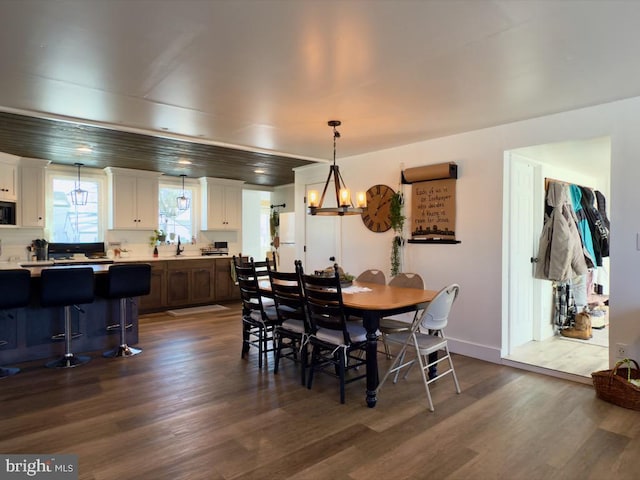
[307,120,366,216]
[69,162,88,206]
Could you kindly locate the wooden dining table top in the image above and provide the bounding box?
[341,281,437,311]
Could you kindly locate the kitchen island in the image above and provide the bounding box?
[0,256,239,366]
[0,264,132,365]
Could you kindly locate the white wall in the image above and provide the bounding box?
[296,96,639,366]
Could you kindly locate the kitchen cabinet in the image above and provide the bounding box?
[200,177,243,230]
[214,257,240,301]
[20,159,50,227]
[105,167,161,229]
[138,261,167,312]
[167,259,215,307]
[133,258,239,314]
[0,158,18,201]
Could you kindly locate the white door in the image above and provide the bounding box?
[508,155,539,351]
[304,181,340,274]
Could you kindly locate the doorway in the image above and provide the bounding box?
[502,137,611,380]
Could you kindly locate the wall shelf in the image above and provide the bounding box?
[407,239,461,244]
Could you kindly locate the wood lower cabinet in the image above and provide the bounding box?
[214,258,240,301]
[139,261,167,312]
[136,258,238,314]
[167,260,215,307]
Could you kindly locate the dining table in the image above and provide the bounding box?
[341,281,437,407]
[258,277,437,407]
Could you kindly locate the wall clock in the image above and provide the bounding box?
[361,184,395,232]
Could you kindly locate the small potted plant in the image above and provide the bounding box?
[149,229,166,246]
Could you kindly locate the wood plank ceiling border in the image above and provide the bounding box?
[0,112,315,187]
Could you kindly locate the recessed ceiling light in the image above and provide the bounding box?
[254,169,265,174]
[178,158,192,165]
[76,146,92,154]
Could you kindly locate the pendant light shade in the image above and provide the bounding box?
[69,162,88,206]
[177,174,190,211]
[307,120,366,216]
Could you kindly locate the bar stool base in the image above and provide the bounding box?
[46,354,91,369]
[103,345,142,358]
[0,367,20,378]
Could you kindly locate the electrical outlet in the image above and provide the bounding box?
[616,343,628,358]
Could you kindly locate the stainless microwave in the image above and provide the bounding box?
[0,201,16,225]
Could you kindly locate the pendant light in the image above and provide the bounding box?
[307,120,366,216]
[177,174,190,211]
[69,162,88,206]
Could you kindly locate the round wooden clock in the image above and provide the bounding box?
[361,184,395,232]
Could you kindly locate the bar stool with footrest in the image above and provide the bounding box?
[40,267,95,368]
[100,263,151,358]
[0,269,31,377]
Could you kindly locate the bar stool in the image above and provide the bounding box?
[40,267,95,368]
[100,263,151,358]
[0,269,31,377]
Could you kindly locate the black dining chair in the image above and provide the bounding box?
[302,264,367,404]
[234,258,280,369]
[269,260,311,385]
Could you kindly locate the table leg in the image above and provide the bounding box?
[362,311,379,408]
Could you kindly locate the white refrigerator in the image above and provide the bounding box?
[277,212,297,272]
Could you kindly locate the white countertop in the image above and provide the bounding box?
[0,254,234,270]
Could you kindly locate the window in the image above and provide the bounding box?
[49,172,102,243]
[158,183,195,242]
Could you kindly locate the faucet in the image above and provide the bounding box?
[176,236,184,256]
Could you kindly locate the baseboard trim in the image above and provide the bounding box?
[501,358,594,386]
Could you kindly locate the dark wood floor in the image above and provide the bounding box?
[1,301,638,480]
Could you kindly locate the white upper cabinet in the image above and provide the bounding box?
[200,178,244,231]
[20,158,50,227]
[0,154,19,201]
[105,167,161,230]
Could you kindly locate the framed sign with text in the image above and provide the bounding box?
[410,178,457,241]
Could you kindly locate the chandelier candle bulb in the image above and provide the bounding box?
[308,190,320,208]
[355,191,367,208]
[339,188,351,207]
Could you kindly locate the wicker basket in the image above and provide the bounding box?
[591,359,640,410]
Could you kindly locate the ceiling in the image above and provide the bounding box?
[0,0,638,186]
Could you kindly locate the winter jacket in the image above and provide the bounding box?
[595,190,610,257]
[569,185,596,269]
[579,186,609,265]
[535,182,588,281]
